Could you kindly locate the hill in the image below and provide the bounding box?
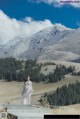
[0,60,80,114]
[0,26,80,61]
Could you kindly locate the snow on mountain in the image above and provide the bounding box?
[0,25,80,61]
[0,35,31,58]
[29,26,72,49]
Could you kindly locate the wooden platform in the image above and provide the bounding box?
[3,104,51,119]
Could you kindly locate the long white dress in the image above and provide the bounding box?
[21,81,33,105]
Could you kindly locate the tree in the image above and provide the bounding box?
[6,71,13,82]
[42,82,80,106]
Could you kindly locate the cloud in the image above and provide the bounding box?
[0,10,53,44]
[0,10,71,45]
[28,0,80,8]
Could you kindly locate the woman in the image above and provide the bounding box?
[21,76,33,105]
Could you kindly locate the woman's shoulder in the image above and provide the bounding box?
[26,80,32,84]
[30,81,32,84]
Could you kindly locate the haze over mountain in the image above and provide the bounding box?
[0,24,80,61]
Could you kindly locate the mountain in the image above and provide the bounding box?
[0,25,80,61]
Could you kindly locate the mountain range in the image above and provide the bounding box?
[0,25,80,61]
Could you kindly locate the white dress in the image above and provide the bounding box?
[21,81,33,105]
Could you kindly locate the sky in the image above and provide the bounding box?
[0,0,80,28]
[0,0,80,44]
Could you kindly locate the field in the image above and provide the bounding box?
[0,60,80,114]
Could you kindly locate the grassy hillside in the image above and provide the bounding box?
[0,75,80,104]
[38,60,80,72]
[0,60,80,114]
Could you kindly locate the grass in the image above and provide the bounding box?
[0,60,80,114]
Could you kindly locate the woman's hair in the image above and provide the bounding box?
[24,79,28,82]
[24,76,32,82]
